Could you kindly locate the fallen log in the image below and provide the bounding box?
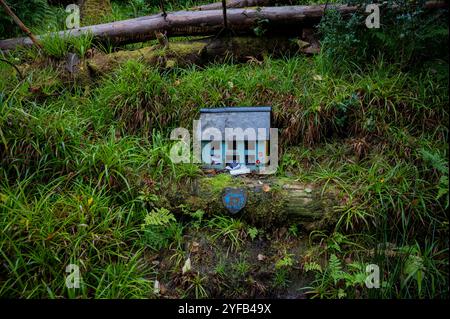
[2,2,446,52]
[167,174,338,230]
[0,4,358,51]
[83,35,307,77]
[2,2,445,52]
[16,35,314,86]
[193,0,290,10]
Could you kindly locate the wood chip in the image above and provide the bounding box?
[257,254,267,261]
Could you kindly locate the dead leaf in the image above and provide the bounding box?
[154,279,160,295]
[159,282,167,295]
[313,74,323,81]
[190,241,200,253]
[296,39,310,49]
[182,257,191,274]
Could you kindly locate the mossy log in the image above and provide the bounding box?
[15,36,314,85]
[168,174,338,230]
[82,36,303,77]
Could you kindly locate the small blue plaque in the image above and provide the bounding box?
[222,187,247,214]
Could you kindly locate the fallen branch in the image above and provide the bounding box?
[0,4,357,51]
[0,2,446,51]
[0,0,42,48]
[193,0,288,10]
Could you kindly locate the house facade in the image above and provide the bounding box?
[198,106,272,173]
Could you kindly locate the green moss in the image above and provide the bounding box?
[243,187,286,228]
[81,0,112,26]
[200,174,242,195]
[169,42,205,56]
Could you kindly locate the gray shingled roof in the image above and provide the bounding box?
[197,107,271,141]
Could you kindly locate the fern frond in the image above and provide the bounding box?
[304,261,323,273]
[142,207,175,227]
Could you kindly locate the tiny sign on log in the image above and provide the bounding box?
[222,187,248,214]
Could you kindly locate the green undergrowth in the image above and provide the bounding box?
[0,0,448,299]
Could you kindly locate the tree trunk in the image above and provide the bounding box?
[193,0,290,10]
[0,4,357,51]
[1,2,445,51]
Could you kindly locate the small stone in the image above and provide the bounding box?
[257,254,267,261]
[305,187,312,193]
[65,53,80,74]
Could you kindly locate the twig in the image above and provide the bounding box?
[222,0,228,29]
[160,0,167,20]
[0,0,42,49]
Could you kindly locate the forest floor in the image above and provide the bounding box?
[0,0,448,298]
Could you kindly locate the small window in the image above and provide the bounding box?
[210,141,221,154]
[245,154,256,164]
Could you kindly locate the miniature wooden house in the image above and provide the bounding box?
[198,106,272,173]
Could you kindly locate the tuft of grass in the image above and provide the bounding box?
[41,32,94,58]
[208,216,246,252]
